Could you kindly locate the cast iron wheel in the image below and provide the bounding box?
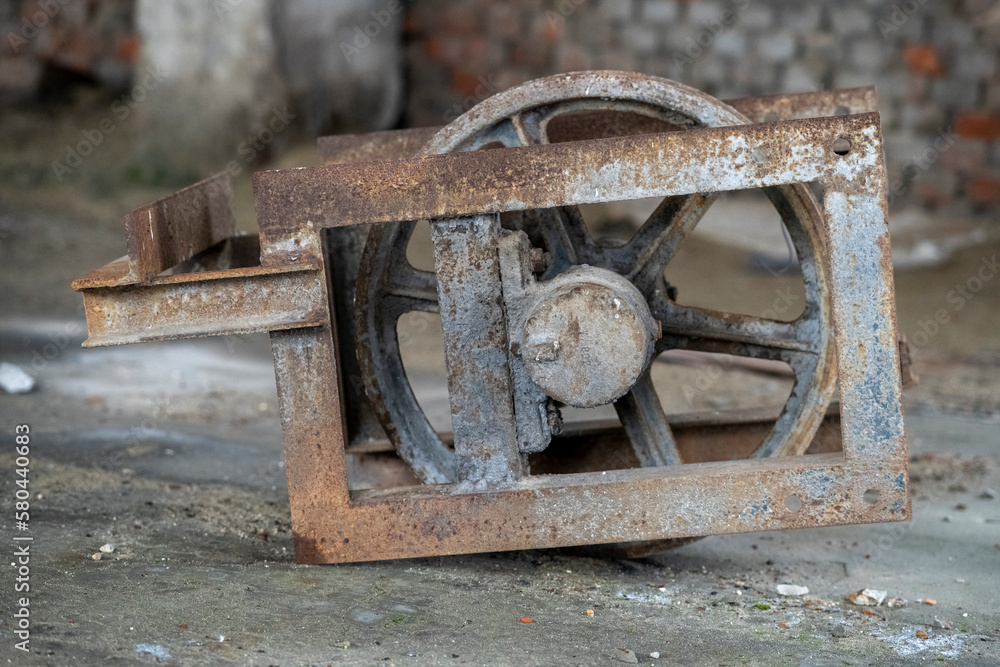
[355,71,837,489]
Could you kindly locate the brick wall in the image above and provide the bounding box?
[404,0,1000,215]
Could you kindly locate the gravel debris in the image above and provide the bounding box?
[847,588,887,606]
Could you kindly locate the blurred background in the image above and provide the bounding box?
[1,1,999,663]
[2,0,998,412]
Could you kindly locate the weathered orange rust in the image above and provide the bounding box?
[72,74,909,564]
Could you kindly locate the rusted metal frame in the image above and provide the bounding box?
[298,451,901,563]
[269,112,907,564]
[344,404,844,456]
[314,87,878,165]
[125,172,237,282]
[75,265,325,347]
[725,86,879,123]
[252,113,885,250]
[429,215,522,489]
[824,186,905,470]
[614,368,681,466]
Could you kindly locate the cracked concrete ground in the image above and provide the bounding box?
[1,132,1000,665]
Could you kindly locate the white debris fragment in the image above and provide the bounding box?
[777,584,809,596]
[136,644,172,660]
[650,652,660,659]
[0,362,34,394]
[99,543,115,554]
[847,588,887,606]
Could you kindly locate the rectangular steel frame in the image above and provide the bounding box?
[74,90,908,564]
[255,111,907,563]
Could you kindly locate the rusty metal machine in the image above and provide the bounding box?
[73,72,910,564]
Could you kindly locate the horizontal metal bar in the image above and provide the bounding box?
[725,86,878,123]
[315,87,878,165]
[294,453,907,563]
[80,268,327,347]
[256,113,881,258]
[318,126,438,165]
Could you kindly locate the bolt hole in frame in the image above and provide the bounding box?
[72,82,908,564]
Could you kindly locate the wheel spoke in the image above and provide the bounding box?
[654,299,818,354]
[627,193,716,291]
[511,109,546,145]
[615,368,682,467]
[385,264,438,311]
[457,118,522,151]
[520,208,579,279]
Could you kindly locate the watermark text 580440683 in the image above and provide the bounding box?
[12,424,32,653]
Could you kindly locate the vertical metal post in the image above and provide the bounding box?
[430,215,522,489]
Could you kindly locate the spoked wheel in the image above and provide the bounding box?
[355,72,837,494]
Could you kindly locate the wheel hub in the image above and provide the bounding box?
[517,266,658,409]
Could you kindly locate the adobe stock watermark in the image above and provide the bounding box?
[221,106,296,178]
[17,302,88,387]
[339,0,407,62]
[442,74,502,123]
[213,0,246,19]
[673,0,753,68]
[26,316,86,379]
[886,126,957,206]
[50,66,168,182]
[5,0,71,53]
[676,354,743,408]
[877,0,929,39]
[908,252,999,350]
[546,0,586,26]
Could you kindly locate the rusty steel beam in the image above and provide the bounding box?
[75,265,325,346]
[297,452,900,563]
[254,113,883,261]
[125,172,237,282]
[430,215,522,488]
[343,404,844,456]
[315,87,877,166]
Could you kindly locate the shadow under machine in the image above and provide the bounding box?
[72,72,913,563]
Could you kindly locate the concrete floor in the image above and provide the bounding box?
[1,130,1000,664]
[0,330,999,666]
